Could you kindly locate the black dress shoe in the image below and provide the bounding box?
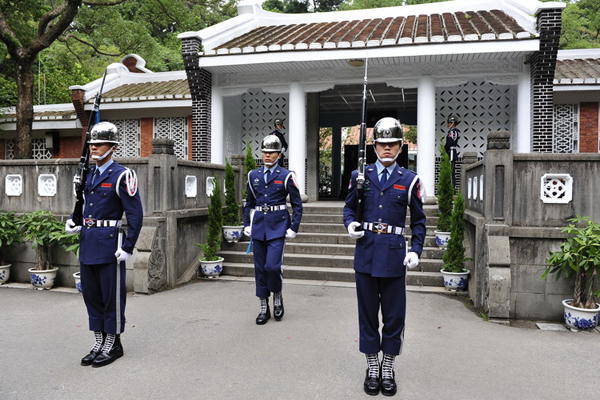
[81,350,101,366]
[256,305,271,325]
[364,369,380,396]
[381,371,397,396]
[92,343,124,368]
[274,298,284,321]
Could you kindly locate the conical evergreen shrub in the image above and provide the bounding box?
[223,159,241,226]
[442,189,467,273]
[198,177,223,261]
[436,142,453,232]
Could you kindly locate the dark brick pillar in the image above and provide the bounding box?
[530,8,562,153]
[71,89,89,144]
[181,36,212,162]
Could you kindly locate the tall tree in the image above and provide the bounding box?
[0,0,127,159]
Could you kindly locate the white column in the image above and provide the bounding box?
[516,68,531,153]
[417,75,436,201]
[211,86,224,164]
[288,82,306,197]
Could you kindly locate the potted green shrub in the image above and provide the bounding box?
[542,215,600,330]
[0,210,22,284]
[440,189,470,291]
[243,140,257,201]
[197,176,224,278]
[222,159,244,243]
[435,140,453,248]
[17,210,79,289]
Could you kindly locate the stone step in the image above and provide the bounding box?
[298,223,438,236]
[230,234,440,248]
[218,250,444,273]
[300,213,440,226]
[222,262,444,286]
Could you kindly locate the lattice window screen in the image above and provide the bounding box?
[5,140,14,160]
[437,79,512,158]
[32,139,51,159]
[154,117,188,159]
[241,88,288,159]
[111,119,140,157]
[553,104,579,153]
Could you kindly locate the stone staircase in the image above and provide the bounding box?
[219,202,445,289]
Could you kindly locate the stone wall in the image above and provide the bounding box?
[0,139,242,293]
[462,131,600,322]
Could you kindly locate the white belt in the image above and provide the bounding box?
[255,204,287,213]
[363,222,405,235]
[84,218,122,228]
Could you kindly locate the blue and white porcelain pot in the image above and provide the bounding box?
[200,257,224,278]
[435,231,451,249]
[441,269,470,291]
[0,264,11,284]
[73,271,82,293]
[28,267,58,290]
[562,299,600,331]
[223,226,244,243]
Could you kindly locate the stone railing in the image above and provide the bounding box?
[461,131,600,322]
[0,139,243,293]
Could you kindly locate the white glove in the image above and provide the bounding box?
[115,248,131,262]
[285,228,297,239]
[244,226,252,237]
[65,219,82,234]
[404,252,419,269]
[347,221,364,240]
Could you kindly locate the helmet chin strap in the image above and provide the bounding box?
[264,161,277,167]
[91,145,116,161]
[375,146,400,164]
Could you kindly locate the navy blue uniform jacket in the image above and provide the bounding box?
[343,164,426,278]
[78,162,143,265]
[244,166,302,241]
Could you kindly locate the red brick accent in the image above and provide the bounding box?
[140,117,154,157]
[579,102,599,153]
[57,137,84,158]
[122,56,145,73]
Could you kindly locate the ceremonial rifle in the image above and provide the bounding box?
[355,59,368,227]
[71,69,107,226]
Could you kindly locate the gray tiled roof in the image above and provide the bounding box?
[96,79,191,103]
[555,58,600,85]
[207,9,532,55]
[0,108,76,122]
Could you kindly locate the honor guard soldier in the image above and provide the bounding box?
[65,121,143,367]
[444,115,460,187]
[270,118,288,167]
[243,135,303,324]
[343,117,426,396]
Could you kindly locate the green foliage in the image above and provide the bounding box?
[436,140,453,232]
[0,210,22,265]
[223,159,242,226]
[262,0,342,13]
[559,0,600,49]
[404,125,417,144]
[542,215,600,309]
[442,190,468,273]
[197,177,223,261]
[17,210,79,270]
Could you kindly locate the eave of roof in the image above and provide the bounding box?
[554,49,600,85]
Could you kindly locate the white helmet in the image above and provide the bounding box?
[261,135,282,152]
[89,122,119,145]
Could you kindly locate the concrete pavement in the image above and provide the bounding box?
[1,278,599,400]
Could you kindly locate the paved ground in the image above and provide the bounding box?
[1,278,599,400]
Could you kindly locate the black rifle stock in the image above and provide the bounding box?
[355,59,368,227]
[72,69,107,226]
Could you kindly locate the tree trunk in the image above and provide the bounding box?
[15,62,34,159]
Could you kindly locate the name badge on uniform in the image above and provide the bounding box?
[101,183,112,188]
[394,184,405,191]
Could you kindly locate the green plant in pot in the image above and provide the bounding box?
[440,190,470,291]
[435,139,453,248]
[0,210,22,284]
[18,210,80,289]
[223,159,244,243]
[542,215,600,330]
[197,176,224,277]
